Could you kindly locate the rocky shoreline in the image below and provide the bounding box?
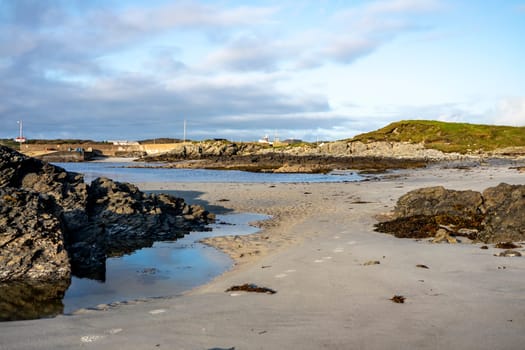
[0,146,214,320]
[139,140,518,173]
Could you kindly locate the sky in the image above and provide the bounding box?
[0,0,524,142]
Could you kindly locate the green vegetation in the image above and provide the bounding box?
[350,120,525,153]
[0,139,19,149]
[139,138,182,144]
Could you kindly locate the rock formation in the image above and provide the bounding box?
[144,140,445,173]
[0,145,214,283]
[480,183,525,242]
[376,184,525,243]
[0,187,70,282]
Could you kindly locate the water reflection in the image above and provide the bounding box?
[0,280,70,321]
[0,213,268,321]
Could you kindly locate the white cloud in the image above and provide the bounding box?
[322,38,378,64]
[116,3,277,32]
[491,97,525,126]
[204,36,288,72]
[364,0,443,14]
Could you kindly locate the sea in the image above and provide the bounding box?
[0,161,363,321]
[54,160,364,184]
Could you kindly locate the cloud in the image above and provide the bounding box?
[0,0,468,143]
[0,0,68,27]
[204,36,287,72]
[364,0,443,14]
[491,97,525,126]
[322,38,378,64]
[0,66,331,140]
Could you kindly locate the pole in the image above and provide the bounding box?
[17,120,23,150]
[183,119,187,143]
[17,120,23,139]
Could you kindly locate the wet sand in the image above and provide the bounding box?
[1,164,525,349]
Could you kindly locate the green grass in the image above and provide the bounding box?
[350,120,525,153]
[0,139,20,149]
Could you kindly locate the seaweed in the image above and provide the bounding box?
[390,295,406,304]
[225,283,276,294]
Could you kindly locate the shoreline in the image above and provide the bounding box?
[1,164,525,349]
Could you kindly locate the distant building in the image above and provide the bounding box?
[108,140,140,146]
[258,135,272,145]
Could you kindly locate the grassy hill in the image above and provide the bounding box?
[350,120,525,153]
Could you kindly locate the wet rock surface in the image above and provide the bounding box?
[376,184,525,243]
[0,146,215,283]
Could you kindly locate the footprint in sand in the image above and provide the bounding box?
[149,309,167,315]
[333,235,340,239]
[81,335,105,343]
[333,248,344,253]
[275,269,297,278]
[347,241,356,245]
[314,256,333,263]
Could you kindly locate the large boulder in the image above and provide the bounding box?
[376,183,525,243]
[393,186,483,218]
[480,183,525,242]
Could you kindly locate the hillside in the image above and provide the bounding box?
[350,120,525,153]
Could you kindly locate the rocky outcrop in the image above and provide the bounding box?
[392,186,483,218]
[480,183,525,242]
[376,184,525,243]
[72,176,213,279]
[0,188,70,282]
[139,138,476,173]
[150,153,429,173]
[0,145,214,282]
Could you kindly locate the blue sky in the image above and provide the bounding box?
[1,0,524,141]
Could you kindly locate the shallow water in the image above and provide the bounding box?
[53,161,363,183]
[0,213,269,321]
[63,212,268,314]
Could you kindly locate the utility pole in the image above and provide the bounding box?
[15,120,26,150]
[183,119,187,143]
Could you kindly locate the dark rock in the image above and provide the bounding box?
[480,183,525,243]
[495,250,522,257]
[0,187,70,282]
[494,242,522,249]
[0,146,215,282]
[393,186,483,218]
[376,183,525,243]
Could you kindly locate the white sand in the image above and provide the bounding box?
[1,164,524,350]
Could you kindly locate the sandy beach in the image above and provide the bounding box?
[1,164,525,350]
